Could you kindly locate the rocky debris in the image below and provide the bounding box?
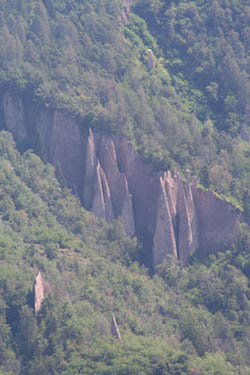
[33,271,48,316]
[147,49,155,70]
[111,314,122,340]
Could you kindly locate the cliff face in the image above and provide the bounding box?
[1,93,247,268]
[33,271,50,315]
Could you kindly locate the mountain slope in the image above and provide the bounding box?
[0,0,250,374]
[0,130,249,374]
[0,0,249,206]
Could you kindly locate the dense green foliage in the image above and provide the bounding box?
[0,131,249,374]
[0,0,249,207]
[0,0,250,374]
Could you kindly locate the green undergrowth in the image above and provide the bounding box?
[0,131,249,374]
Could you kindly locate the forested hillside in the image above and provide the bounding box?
[0,0,250,374]
[0,131,250,374]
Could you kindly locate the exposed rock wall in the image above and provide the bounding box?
[2,93,248,269]
[192,186,243,257]
[111,314,122,340]
[2,93,27,145]
[33,271,46,315]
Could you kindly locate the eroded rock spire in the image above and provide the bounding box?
[33,271,45,316]
[111,314,122,340]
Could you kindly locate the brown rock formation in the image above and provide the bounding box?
[2,93,249,270]
[33,271,45,316]
[111,314,122,340]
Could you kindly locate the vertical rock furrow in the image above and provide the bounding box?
[153,177,178,268]
[99,164,114,222]
[99,135,135,234]
[2,93,248,269]
[119,173,135,236]
[177,181,196,264]
[83,128,97,209]
[92,161,106,220]
[164,171,178,233]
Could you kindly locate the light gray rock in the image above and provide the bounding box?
[92,161,106,220]
[111,314,122,340]
[99,164,114,222]
[177,175,197,264]
[33,271,45,316]
[48,111,84,195]
[83,128,97,209]
[153,176,178,267]
[3,92,27,145]
[192,185,243,257]
[99,135,135,234]
[2,92,249,270]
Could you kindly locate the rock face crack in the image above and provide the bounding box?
[2,93,248,269]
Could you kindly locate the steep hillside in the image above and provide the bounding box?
[0,0,249,206]
[0,130,250,374]
[2,93,248,270]
[0,0,250,374]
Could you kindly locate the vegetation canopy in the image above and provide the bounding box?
[0,0,249,374]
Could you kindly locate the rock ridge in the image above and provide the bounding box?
[1,93,248,269]
[33,271,50,315]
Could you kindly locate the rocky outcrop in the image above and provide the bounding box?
[2,93,27,146]
[147,49,155,70]
[1,92,248,269]
[33,271,49,315]
[192,186,243,257]
[111,314,122,340]
[82,129,135,234]
[152,170,199,267]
